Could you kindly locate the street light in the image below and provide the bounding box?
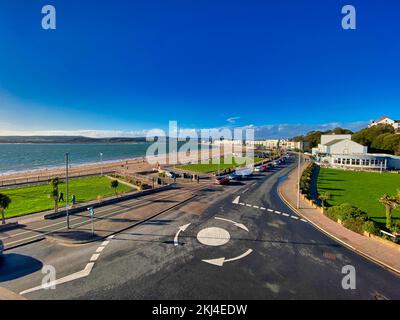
[66,153,70,229]
[297,151,301,209]
[100,152,103,176]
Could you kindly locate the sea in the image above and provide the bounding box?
[0,143,157,175]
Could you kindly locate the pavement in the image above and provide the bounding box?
[278,159,400,275]
[1,158,400,300]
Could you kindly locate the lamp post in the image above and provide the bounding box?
[66,153,70,229]
[100,152,103,176]
[297,151,301,209]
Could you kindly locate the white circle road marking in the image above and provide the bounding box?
[197,227,231,247]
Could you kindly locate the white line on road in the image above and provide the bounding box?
[95,246,105,253]
[253,205,259,209]
[90,254,100,262]
[275,211,281,214]
[290,216,299,220]
[282,213,290,217]
[246,204,252,207]
[267,209,274,212]
[101,241,110,246]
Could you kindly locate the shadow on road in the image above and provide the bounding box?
[0,253,43,282]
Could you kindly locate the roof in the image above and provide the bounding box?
[376,116,389,122]
[324,139,345,146]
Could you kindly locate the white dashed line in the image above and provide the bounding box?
[267,209,274,212]
[90,253,100,262]
[101,241,110,246]
[275,211,281,214]
[239,203,245,206]
[246,204,252,207]
[282,213,290,217]
[253,205,259,209]
[260,207,266,210]
[301,218,308,222]
[290,216,299,220]
[96,246,105,253]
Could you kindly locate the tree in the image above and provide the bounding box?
[50,177,60,213]
[0,193,12,225]
[379,193,400,230]
[318,192,331,209]
[111,180,119,195]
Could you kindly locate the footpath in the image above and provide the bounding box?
[278,162,400,275]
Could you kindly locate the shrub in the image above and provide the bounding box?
[363,220,381,235]
[342,217,367,235]
[325,203,367,222]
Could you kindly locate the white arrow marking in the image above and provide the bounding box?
[214,217,249,232]
[232,196,240,204]
[174,223,191,246]
[20,262,94,295]
[202,249,253,267]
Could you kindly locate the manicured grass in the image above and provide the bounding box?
[317,168,400,224]
[177,156,262,173]
[1,176,132,219]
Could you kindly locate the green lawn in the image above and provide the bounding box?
[177,156,263,173]
[1,176,133,219]
[317,168,400,224]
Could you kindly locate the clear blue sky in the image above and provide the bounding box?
[0,0,399,136]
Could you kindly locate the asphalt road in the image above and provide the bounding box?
[2,159,400,300]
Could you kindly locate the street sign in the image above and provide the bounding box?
[88,207,95,236]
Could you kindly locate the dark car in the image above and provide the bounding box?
[214,176,230,185]
[0,239,3,256]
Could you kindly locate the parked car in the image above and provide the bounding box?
[255,165,268,172]
[235,168,253,178]
[214,176,230,185]
[228,173,243,181]
[165,171,177,178]
[0,240,3,256]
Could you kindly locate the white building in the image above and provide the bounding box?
[369,116,399,130]
[313,134,400,170]
[245,139,306,150]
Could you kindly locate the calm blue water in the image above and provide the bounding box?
[0,143,154,174]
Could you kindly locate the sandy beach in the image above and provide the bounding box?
[0,147,230,187]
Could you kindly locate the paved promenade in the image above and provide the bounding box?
[278,161,400,275]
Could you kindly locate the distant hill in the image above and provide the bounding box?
[0,136,148,144]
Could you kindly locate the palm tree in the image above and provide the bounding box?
[110,180,119,195]
[50,177,60,213]
[319,192,331,209]
[0,193,12,225]
[379,194,400,230]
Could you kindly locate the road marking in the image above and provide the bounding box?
[301,218,308,222]
[242,189,249,194]
[20,262,95,296]
[19,230,115,296]
[90,253,100,262]
[282,213,290,217]
[290,216,299,220]
[215,217,249,232]
[253,205,259,209]
[232,196,240,204]
[260,207,266,210]
[202,249,253,267]
[174,223,191,246]
[274,211,281,214]
[246,204,252,207]
[239,203,245,206]
[197,227,231,247]
[267,209,274,212]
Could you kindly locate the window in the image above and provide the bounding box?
[356,159,360,165]
[351,159,356,165]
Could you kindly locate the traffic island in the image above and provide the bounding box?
[44,191,196,246]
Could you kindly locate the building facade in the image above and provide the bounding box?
[369,116,399,130]
[313,134,400,170]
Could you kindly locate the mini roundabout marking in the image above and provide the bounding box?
[174,217,253,267]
